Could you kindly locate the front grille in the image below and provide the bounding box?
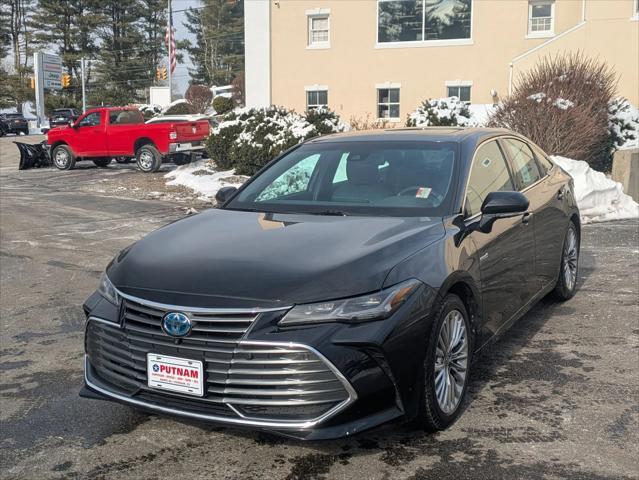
[85,298,354,424]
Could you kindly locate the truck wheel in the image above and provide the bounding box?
[52,145,76,170]
[93,158,112,168]
[136,144,162,173]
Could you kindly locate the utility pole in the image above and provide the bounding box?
[167,0,172,102]
[81,58,87,113]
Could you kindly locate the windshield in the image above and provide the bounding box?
[226,141,458,217]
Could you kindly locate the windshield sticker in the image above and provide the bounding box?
[415,187,432,199]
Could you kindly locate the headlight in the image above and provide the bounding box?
[278,279,421,326]
[98,273,119,305]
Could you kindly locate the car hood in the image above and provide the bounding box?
[107,209,444,308]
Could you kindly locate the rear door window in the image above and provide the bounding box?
[502,138,541,190]
[530,143,554,175]
[466,140,514,217]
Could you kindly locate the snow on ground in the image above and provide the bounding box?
[552,156,639,224]
[164,160,247,200]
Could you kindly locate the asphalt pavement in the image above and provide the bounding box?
[1,135,638,480]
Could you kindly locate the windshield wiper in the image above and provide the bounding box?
[310,209,349,216]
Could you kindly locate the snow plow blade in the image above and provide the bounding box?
[15,141,52,170]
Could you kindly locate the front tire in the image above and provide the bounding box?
[136,144,162,173]
[93,158,112,168]
[52,144,76,170]
[553,221,579,300]
[416,294,472,431]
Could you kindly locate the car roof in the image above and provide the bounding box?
[305,127,513,144]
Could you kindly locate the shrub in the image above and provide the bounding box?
[488,52,616,169]
[206,106,346,176]
[185,84,213,113]
[305,107,348,135]
[213,96,235,115]
[349,114,393,131]
[164,101,196,115]
[406,97,472,127]
[607,97,638,151]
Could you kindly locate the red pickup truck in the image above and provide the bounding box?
[46,107,210,172]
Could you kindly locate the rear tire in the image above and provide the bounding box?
[136,144,162,173]
[52,144,76,170]
[552,221,579,301]
[93,158,112,168]
[415,294,472,431]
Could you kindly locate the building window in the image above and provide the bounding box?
[306,89,328,110]
[446,85,471,102]
[308,15,330,47]
[528,0,554,36]
[377,0,472,44]
[377,87,400,119]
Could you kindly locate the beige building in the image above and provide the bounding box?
[244,0,639,122]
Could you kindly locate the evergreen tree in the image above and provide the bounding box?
[93,0,146,104]
[30,0,102,100]
[182,0,244,86]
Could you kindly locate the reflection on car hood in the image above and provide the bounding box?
[107,208,445,308]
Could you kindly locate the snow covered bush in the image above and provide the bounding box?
[164,101,196,115]
[607,97,639,151]
[212,96,234,115]
[488,52,616,170]
[206,106,347,176]
[305,107,348,135]
[406,97,472,127]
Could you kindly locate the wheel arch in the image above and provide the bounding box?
[50,140,71,153]
[134,137,156,153]
[437,273,482,340]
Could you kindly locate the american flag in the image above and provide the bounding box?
[165,24,176,74]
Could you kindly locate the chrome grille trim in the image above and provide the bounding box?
[85,317,357,428]
[114,287,292,314]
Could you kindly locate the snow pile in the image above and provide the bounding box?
[164,160,247,200]
[552,156,639,223]
[407,97,473,127]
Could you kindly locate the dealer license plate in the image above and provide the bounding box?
[147,354,204,397]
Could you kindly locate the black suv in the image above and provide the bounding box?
[48,108,80,127]
[0,113,29,136]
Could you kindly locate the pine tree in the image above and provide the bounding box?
[182,0,244,86]
[30,0,102,104]
[92,0,146,104]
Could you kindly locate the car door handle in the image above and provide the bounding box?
[522,212,533,224]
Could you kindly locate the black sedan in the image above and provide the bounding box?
[0,113,29,136]
[81,128,580,440]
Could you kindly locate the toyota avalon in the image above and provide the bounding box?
[80,128,580,439]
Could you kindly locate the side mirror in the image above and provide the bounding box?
[478,191,529,233]
[215,186,238,205]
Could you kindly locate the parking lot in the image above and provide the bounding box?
[0,134,638,479]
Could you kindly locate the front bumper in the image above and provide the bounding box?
[81,286,437,439]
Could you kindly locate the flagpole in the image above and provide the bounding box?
[167,0,172,102]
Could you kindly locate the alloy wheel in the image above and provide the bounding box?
[54,149,69,168]
[139,151,154,170]
[434,309,468,414]
[563,226,578,292]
